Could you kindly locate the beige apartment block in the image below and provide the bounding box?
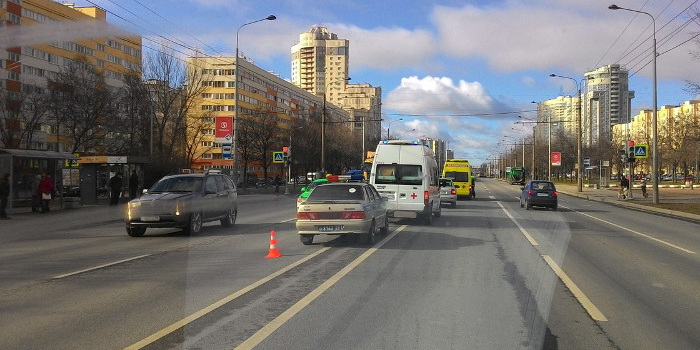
[612,100,700,174]
[188,56,348,173]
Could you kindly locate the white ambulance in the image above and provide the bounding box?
[369,140,441,224]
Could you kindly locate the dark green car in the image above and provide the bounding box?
[296,178,329,207]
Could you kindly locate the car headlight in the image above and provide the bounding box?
[129,201,141,208]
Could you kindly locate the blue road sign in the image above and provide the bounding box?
[273,151,284,163]
[634,145,648,158]
[583,157,591,169]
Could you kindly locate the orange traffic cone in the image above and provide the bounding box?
[265,230,282,259]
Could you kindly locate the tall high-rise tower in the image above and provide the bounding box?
[291,25,349,106]
[583,64,634,147]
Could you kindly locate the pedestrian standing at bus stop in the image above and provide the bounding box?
[109,172,123,206]
[129,170,139,199]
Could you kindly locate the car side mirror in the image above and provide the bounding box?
[520,186,525,190]
[300,187,306,192]
[142,189,148,194]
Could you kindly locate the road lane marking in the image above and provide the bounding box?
[281,218,296,223]
[53,254,151,279]
[497,202,539,246]
[123,246,331,350]
[543,255,608,322]
[235,225,407,350]
[489,195,496,199]
[562,205,696,254]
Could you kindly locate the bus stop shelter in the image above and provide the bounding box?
[0,149,79,212]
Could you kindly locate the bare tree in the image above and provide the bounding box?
[183,110,215,168]
[143,47,207,164]
[0,84,48,149]
[109,72,151,156]
[47,56,114,153]
[247,107,282,181]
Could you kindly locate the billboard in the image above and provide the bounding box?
[215,116,233,143]
[551,152,561,166]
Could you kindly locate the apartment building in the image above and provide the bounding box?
[1,0,142,150]
[612,100,700,174]
[535,95,579,143]
[188,56,349,176]
[291,25,382,144]
[583,64,634,147]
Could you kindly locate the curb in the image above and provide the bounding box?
[558,190,700,221]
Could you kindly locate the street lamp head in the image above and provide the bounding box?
[266,15,276,20]
[608,4,620,10]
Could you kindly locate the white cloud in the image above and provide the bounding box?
[522,76,536,87]
[384,76,509,115]
[332,24,437,70]
[430,1,700,82]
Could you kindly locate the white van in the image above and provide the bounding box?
[369,140,441,224]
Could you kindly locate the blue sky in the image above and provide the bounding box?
[68,0,700,164]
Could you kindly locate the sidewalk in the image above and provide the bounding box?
[553,181,700,221]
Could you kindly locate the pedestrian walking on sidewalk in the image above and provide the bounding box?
[39,171,53,213]
[109,172,123,206]
[129,170,139,199]
[0,173,10,219]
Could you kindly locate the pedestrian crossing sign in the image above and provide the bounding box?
[273,151,284,163]
[634,145,648,158]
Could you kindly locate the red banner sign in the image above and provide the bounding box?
[551,152,561,166]
[215,116,233,143]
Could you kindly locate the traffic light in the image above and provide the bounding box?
[627,140,636,163]
[619,148,626,163]
[283,146,290,163]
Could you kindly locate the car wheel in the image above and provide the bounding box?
[379,215,389,235]
[183,212,202,235]
[300,234,314,245]
[451,201,456,208]
[422,207,433,225]
[364,221,376,245]
[126,226,146,237]
[220,207,237,228]
[552,205,557,211]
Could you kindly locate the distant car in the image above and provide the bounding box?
[520,180,558,211]
[296,182,388,245]
[660,174,672,181]
[297,178,329,207]
[439,178,457,208]
[124,172,238,237]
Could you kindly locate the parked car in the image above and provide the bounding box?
[124,172,238,237]
[660,174,672,181]
[296,182,388,245]
[520,180,558,211]
[439,178,457,208]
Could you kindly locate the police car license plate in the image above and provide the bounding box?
[141,216,160,222]
[318,225,342,232]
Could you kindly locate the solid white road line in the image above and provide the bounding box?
[53,254,151,279]
[562,205,696,254]
[497,201,539,246]
[234,225,407,350]
[543,255,608,322]
[123,247,331,350]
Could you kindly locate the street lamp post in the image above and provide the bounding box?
[387,117,403,140]
[233,15,275,185]
[550,74,584,192]
[285,126,303,195]
[609,4,659,203]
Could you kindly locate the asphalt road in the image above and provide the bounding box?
[0,179,698,350]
